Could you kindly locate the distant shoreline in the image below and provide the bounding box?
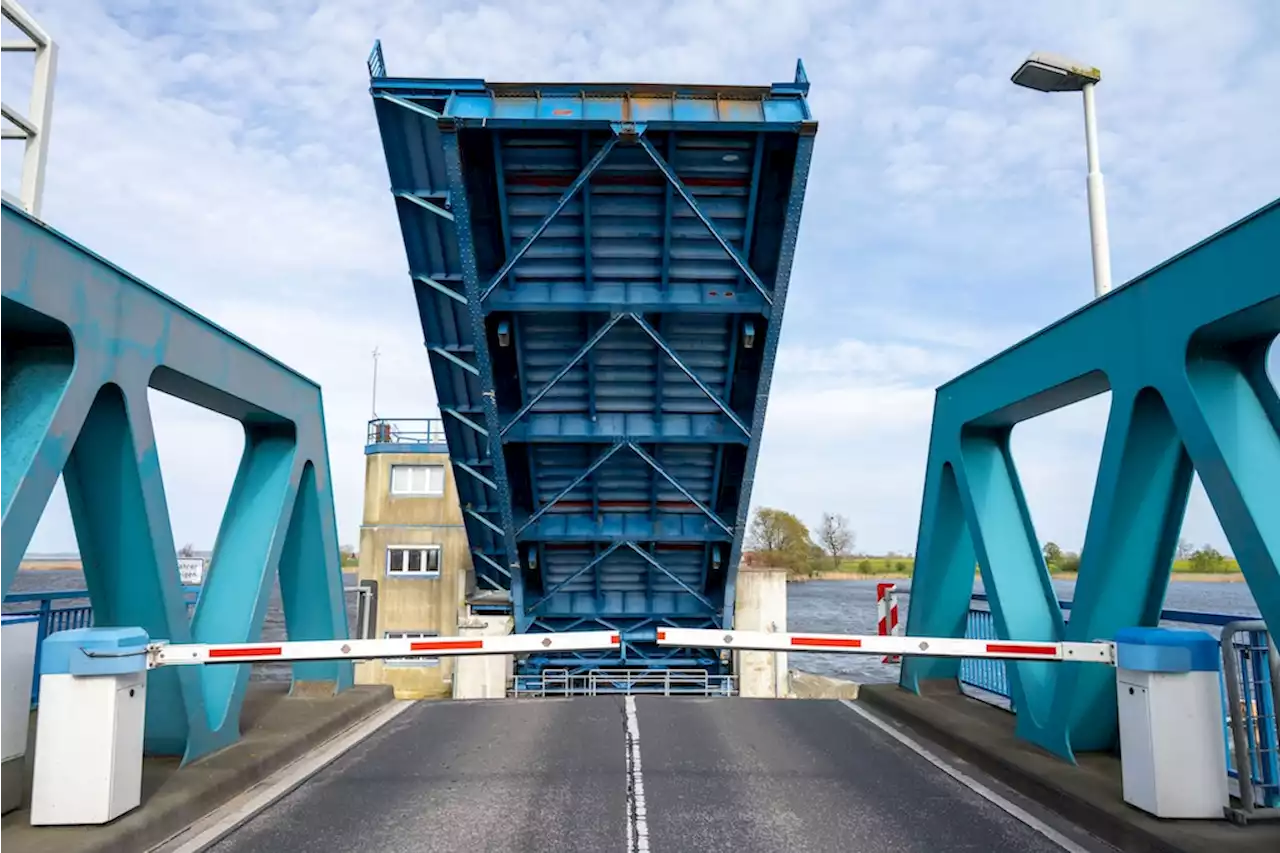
[795,571,1246,584]
[17,561,83,572]
[19,561,1246,585]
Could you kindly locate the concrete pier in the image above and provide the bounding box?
[732,567,788,698]
[452,615,514,699]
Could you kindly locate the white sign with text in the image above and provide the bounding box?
[177,558,205,586]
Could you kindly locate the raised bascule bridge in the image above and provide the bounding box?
[367,41,816,685]
[2,12,1277,851]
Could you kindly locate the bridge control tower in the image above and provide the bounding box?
[367,43,816,682]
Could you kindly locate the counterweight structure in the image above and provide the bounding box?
[368,43,816,675]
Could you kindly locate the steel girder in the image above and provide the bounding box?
[368,45,816,669]
[902,198,1280,762]
[1,201,352,763]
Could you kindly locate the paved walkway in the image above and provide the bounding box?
[210,697,1105,853]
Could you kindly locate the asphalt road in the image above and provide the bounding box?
[210,697,1102,853]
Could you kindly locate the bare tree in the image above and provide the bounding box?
[816,512,853,571]
[1176,538,1193,561]
[178,543,196,558]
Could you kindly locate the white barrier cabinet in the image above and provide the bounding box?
[2,615,40,815]
[1115,627,1227,819]
[30,627,149,826]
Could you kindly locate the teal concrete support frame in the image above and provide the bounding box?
[1,201,352,764]
[901,198,1280,762]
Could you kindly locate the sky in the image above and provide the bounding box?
[4,0,1277,559]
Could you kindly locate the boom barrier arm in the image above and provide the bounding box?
[656,628,1115,664]
[148,631,620,668]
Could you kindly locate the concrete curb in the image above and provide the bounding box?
[857,684,1201,853]
[787,670,860,700]
[135,687,397,853]
[3,684,395,853]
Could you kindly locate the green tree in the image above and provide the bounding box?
[858,559,873,574]
[1190,545,1226,573]
[1057,551,1081,573]
[1042,542,1062,569]
[746,508,813,578]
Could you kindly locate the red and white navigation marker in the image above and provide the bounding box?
[877,582,901,664]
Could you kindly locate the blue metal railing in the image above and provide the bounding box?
[959,594,1278,810]
[366,417,446,447]
[4,587,201,705]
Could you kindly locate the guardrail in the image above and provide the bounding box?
[1220,621,1280,821]
[513,668,737,697]
[954,593,1277,814]
[7,584,378,705]
[3,588,200,705]
[366,417,446,447]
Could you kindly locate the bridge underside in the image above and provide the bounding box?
[369,45,816,673]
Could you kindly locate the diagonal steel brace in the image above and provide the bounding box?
[624,542,715,611]
[526,540,628,613]
[626,442,733,535]
[629,313,750,436]
[502,313,625,436]
[472,548,512,578]
[516,442,627,535]
[635,134,773,305]
[481,135,622,302]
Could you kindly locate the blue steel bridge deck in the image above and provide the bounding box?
[367,42,816,674]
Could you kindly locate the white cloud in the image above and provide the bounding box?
[7,0,1277,561]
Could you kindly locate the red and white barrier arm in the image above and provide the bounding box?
[147,630,621,668]
[656,628,1115,664]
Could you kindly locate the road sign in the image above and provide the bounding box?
[177,557,205,586]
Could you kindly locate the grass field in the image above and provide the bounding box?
[815,556,1243,579]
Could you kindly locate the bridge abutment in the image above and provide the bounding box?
[732,566,788,698]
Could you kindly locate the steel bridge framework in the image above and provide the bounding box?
[368,43,817,673]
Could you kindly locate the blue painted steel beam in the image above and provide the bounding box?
[720,126,818,630]
[503,414,750,444]
[581,131,594,292]
[442,406,489,438]
[527,540,628,612]
[624,542,716,612]
[902,198,1280,762]
[368,51,818,674]
[516,442,626,534]
[1,202,351,763]
[413,273,467,305]
[627,442,732,535]
[481,135,622,302]
[659,132,675,291]
[395,191,454,222]
[502,313,625,436]
[438,129,524,609]
[629,313,750,436]
[635,134,771,305]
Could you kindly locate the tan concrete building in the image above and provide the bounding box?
[353,420,469,699]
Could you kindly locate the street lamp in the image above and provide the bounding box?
[1012,51,1112,298]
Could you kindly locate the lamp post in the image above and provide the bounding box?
[1012,51,1112,298]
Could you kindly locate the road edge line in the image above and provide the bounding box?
[149,699,416,853]
[839,699,1094,853]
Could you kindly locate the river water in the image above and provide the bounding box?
[6,570,1260,686]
